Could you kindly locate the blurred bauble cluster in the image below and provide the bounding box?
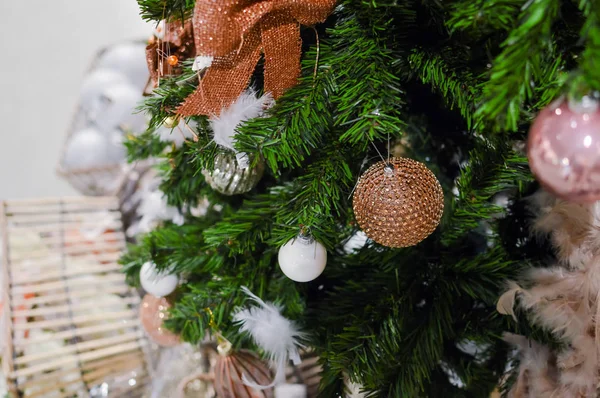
[58,42,150,195]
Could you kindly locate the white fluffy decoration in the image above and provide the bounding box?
[127,190,183,237]
[210,90,273,168]
[192,55,214,72]
[232,286,306,389]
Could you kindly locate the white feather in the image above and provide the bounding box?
[232,286,306,390]
[210,90,274,151]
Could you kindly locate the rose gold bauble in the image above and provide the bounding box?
[214,348,273,398]
[528,97,600,203]
[353,157,444,248]
[140,294,180,347]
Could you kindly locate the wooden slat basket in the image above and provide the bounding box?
[0,197,149,397]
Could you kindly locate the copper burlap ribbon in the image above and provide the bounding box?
[146,21,196,86]
[176,0,336,116]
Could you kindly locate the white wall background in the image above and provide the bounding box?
[0,1,151,199]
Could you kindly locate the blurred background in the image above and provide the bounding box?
[0,1,151,199]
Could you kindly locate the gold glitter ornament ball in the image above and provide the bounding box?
[353,157,444,248]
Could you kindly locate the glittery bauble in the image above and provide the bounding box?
[140,294,180,347]
[214,348,273,398]
[202,151,264,195]
[352,157,444,248]
[528,97,600,203]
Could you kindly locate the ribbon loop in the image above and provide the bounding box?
[176,0,336,116]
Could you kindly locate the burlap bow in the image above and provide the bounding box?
[146,21,195,86]
[176,0,336,116]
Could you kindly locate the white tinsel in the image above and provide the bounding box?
[210,90,273,168]
[232,286,306,389]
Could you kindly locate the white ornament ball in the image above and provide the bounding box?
[62,128,126,169]
[96,43,150,89]
[140,261,178,297]
[278,236,327,282]
[94,83,147,133]
[80,69,129,113]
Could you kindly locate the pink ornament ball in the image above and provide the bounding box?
[528,97,600,203]
[140,294,181,347]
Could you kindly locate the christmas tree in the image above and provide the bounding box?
[122,0,600,396]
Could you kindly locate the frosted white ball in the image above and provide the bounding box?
[62,128,126,169]
[140,261,178,297]
[94,83,147,133]
[80,69,129,113]
[278,236,327,282]
[96,43,150,89]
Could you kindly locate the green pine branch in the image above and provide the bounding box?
[136,0,195,22]
[475,0,560,132]
[577,0,600,91]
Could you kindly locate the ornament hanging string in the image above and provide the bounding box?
[176,0,336,116]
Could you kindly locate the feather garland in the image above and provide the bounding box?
[210,90,274,168]
[232,286,306,390]
[499,190,600,396]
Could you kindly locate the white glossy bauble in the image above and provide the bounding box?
[80,69,129,113]
[140,261,178,297]
[62,128,126,169]
[94,84,147,133]
[278,236,327,282]
[96,43,150,89]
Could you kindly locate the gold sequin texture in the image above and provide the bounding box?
[176,0,336,116]
[353,157,444,248]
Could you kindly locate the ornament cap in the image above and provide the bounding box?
[217,339,233,356]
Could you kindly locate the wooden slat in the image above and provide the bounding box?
[13,310,137,331]
[83,351,146,372]
[24,379,86,398]
[13,321,140,347]
[9,252,121,269]
[18,363,81,390]
[4,196,118,208]
[15,296,139,317]
[36,230,125,245]
[10,285,132,307]
[8,242,124,261]
[6,221,122,233]
[11,263,123,285]
[17,352,145,390]
[83,360,146,387]
[11,273,126,296]
[10,340,146,378]
[5,210,121,224]
[15,331,143,365]
[0,201,16,394]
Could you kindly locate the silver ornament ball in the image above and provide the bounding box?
[62,127,126,170]
[202,151,264,195]
[93,83,147,133]
[96,43,149,89]
[79,69,129,114]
